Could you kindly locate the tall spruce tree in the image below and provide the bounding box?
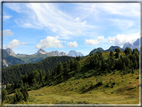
[57,61,63,74]
[124,47,132,55]
[110,51,113,57]
[2,88,7,103]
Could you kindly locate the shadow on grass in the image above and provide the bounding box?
[81,82,103,94]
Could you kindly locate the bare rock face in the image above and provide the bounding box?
[48,51,61,56]
[35,49,47,55]
[123,43,133,50]
[6,48,16,56]
[3,59,8,67]
[60,51,67,56]
[123,37,141,51]
[68,50,84,57]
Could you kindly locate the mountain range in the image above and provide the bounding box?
[123,37,141,50]
[89,46,124,55]
[2,49,25,67]
[2,48,84,67]
[2,37,140,68]
[6,48,84,57]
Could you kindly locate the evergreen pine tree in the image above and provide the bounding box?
[21,83,29,102]
[57,61,63,74]
[115,52,119,58]
[124,47,132,55]
[110,51,113,57]
[70,59,74,69]
[115,48,121,52]
[20,80,23,88]
[39,70,43,84]
[2,88,7,103]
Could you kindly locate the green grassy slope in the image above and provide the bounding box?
[6,69,139,104]
[15,53,52,63]
[4,51,140,104]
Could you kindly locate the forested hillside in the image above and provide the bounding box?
[2,47,140,104]
[2,56,74,84]
[15,53,52,63]
[2,49,25,67]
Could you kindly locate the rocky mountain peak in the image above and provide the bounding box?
[60,51,67,56]
[123,43,132,49]
[133,38,139,46]
[5,48,15,56]
[36,48,47,54]
[68,50,84,57]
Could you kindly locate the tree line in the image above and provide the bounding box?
[2,47,139,104]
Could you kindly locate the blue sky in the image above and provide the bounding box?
[3,3,140,55]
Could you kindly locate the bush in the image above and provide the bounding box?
[13,89,24,104]
[105,83,110,87]
[112,81,116,85]
[2,89,7,103]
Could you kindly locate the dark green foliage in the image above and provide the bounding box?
[75,56,81,61]
[3,48,139,100]
[132,48,139,54]
[45,70,51,81]
[74,60,81,72]
[13,89,24,103]
[2,49,25,68]
[90,53,93,56]
[70,58,75,69]
[20,80,23,88]
[95,76,103,86]
[57,61,63,74]
[110,51,113,57]
[21,84,29,101]
[124,47,132,56]
[3,56,74,84]
[115,48,121,52]
[2,88,7,103]
[115,52,119,58]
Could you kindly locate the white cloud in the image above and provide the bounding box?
[98,3,140,17]
[36,36,63,49]
[77,29,82,35]
[109,19,135,30]
[75,17,80,21]
[67,41,78,48]
[108,32,140,46]
[97,36,104,41]
[1,29,13,36]
[84,39,99,45]
[3,15,11,21]
[6,3,96,39]
[4,39,27,49]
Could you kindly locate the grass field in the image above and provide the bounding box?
[11,69,140,104]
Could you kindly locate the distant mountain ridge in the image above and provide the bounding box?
[5,48,84,57]
[3,48,84,67]
[6,48,16,56]
[2,49,25,67]
[89,46,124,55]
[68,50,84,57]
[123,37,141,50]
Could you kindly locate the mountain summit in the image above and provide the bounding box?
[5,48,16,56]
[123,37,141,50]
[35,49,47,55]
[89,46,124,55]
[68,50,84,57]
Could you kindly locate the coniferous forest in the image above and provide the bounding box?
[2,47,140,104]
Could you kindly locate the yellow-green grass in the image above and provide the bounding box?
[7,69,139,104]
